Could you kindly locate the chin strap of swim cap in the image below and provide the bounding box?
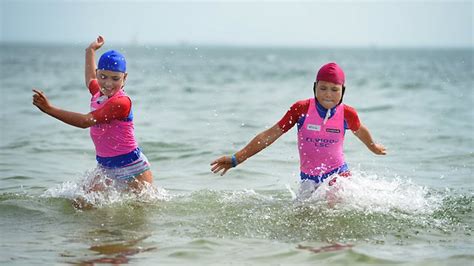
[323,108,331,125]
[314,82,331,125]
[339,85,345,105]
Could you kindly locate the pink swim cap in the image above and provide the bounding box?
[316,62,345,85]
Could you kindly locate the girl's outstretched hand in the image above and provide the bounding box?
[88,35,105,51]
[371,143,387,155]
[210,156,233,176]
[32,89,52,113]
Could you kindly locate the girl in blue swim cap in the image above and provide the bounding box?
[32,36,154,208]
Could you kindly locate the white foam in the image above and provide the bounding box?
[41,168,170,207]
[285,184,297,200]
[307,171,443,215]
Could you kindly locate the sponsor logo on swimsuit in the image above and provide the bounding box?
[305,137,338,147]
[326,128,340,133]
[307,124,321,131]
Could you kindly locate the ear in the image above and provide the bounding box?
[123,73,128,82]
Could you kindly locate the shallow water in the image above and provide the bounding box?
[0,44,473,265]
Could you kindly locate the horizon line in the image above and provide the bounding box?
[1,40,472,50]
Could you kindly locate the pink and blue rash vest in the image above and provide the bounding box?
[297,98,348,183]
[90,89,140,168]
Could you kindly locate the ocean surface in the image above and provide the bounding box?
[0,44,472,265]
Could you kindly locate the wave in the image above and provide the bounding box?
[1,170,471,244]
[149,172,472,243]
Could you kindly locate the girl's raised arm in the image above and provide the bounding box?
[85,35,104,88]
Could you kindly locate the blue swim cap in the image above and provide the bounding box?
[97,50,127,73]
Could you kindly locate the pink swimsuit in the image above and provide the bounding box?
[89,90,150,182]
[297,98,348,183]
[90,89,138,158]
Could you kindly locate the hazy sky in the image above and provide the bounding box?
[1,0,472,47]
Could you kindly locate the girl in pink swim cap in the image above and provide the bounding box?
[211,62,386,200]
[32,36,154,207]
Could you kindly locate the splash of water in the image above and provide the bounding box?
[41,168,170,208]
[303,171,443,216]
[211,171,457,242]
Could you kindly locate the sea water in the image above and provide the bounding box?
[0,44,472,265]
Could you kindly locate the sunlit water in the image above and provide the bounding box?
[0,44,472,265]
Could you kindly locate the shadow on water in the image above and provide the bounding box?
[60,204,159,265]
[67,236,157,265]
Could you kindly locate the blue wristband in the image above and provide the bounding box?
[231,154,238,168]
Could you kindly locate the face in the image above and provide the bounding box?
[96,70,127,97]
[314,80,343,109]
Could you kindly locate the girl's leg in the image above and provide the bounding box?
[73,174,112,209]
[128,170,153,192]
[296,179,319,201]
[326,172,350,207]
[87,175,113,192]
